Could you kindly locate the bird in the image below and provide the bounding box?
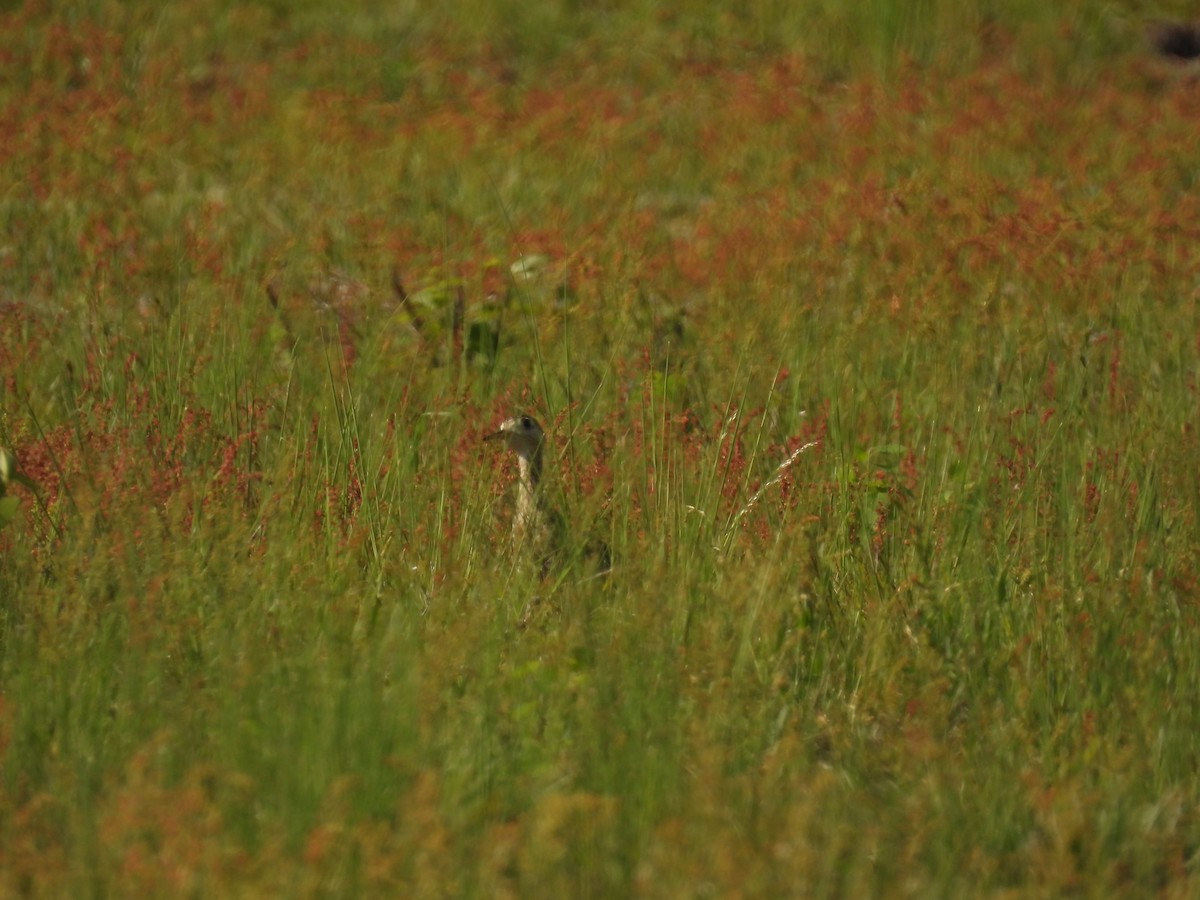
[482,412,614,595]
[485,413,613,585]
[484,414,563,576]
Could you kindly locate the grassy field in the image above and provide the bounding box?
[3,0,1200,895]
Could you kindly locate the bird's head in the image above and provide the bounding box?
[484,414,545,462]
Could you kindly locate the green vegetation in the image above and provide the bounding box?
[3,1,1200,895]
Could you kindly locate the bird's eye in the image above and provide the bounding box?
[520,416,533,429]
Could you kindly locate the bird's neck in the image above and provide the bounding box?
[517,450,542,494]
[513,451,543,541]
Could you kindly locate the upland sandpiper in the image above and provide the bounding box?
[485,414,563,575]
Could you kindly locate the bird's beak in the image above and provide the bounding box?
[483,426,507,442]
